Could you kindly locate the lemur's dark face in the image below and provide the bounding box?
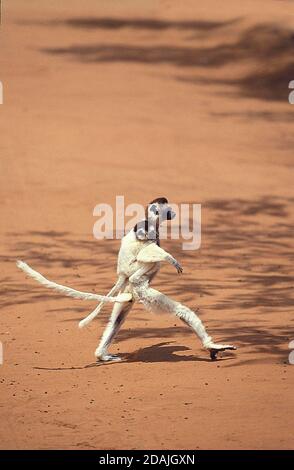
[134,198,175,242]
[148,203,176,222]
[146,197,176,223]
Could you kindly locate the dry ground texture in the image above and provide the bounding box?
[0,0,294,449]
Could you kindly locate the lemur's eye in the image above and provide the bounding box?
[155,209,159,215]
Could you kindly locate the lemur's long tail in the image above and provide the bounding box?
[16,261,131,303]
[78,275,128,329]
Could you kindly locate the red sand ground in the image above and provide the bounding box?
[0,0,294,449]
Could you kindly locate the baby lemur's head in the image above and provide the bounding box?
[134,197,176,242]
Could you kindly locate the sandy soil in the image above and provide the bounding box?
[0,0,294,449]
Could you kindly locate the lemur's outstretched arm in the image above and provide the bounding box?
[136,243,183,274]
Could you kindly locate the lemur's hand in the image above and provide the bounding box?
[167,255,183,274]
[174,260,183,274]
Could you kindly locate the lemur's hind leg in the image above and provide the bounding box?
[95,289,134,362]
[132,283,236,358]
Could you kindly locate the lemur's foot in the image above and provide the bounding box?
[95,353,122,363]
[204,343,237,361]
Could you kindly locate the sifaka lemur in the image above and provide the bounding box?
[17,197,236,362]
[80,197,236,361]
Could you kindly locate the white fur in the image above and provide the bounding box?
[16,260,132,303]
[78,275,128,328]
